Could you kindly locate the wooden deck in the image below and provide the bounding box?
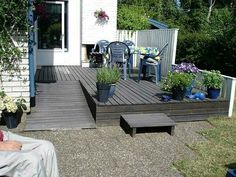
[32,66,229,127]
[26,66,97,130]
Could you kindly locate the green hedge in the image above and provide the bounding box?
[176,30,236,77]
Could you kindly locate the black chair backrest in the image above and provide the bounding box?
[158,43,168,58]
[92,40,110,54]
[107,41,130,63]
[123,40,135,47]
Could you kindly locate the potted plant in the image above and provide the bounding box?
[203,70,223,99]
[172,62,199,96]
[161,71,193,100]
[0,91,27,129]
[96,67,113,102]
[109,66,121,97]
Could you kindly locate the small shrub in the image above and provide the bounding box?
[161,72,193,91]
[110,66,121,84]
[203,70,223,89]
[96,68,113,84]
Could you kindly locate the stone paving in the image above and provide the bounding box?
[2,120,212,177]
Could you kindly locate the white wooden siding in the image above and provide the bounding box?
[234,86,236,117]
[221,75,236,117]
[116,30,138,46]
[82,0,117,44]
[0,35,30,109]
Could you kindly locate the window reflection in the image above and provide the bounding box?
[38,2,67,49]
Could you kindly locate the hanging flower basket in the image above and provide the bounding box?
[94,9,109,22]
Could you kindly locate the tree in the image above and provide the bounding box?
[117,4,150,30]
[207,0,216,22]
[118,0,236,76]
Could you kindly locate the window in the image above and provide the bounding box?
[37,1,68,50]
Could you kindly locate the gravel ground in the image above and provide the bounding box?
[0,116,213,177]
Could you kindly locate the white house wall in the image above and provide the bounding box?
[82,0,117,44]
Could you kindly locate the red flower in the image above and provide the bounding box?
[94,9,109,21]
[0,130,4,141]
[34,3,49,18]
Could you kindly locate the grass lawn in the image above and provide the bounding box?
[174,117,236,177]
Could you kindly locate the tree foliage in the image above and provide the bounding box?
[0,0,28,82]
[118,0,236,76]
[117,4,150,30]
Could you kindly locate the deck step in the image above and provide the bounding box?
[120,113,176,137]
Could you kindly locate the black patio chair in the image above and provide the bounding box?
[107,41,131,80]
[91,40,110,54]
[123,40,135,70]
[138,43,168,84]
[90,40,110,67]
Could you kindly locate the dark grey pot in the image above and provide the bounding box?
[96,82,111,102]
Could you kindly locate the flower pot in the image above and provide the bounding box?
[172,87,186,101]
[207,88,220,99]
[109,84,116,97]
[2,112,18,129]
[96,82,111,102]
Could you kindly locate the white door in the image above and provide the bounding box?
[36,0,81,66]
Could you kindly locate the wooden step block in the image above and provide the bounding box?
[120,113,176,137]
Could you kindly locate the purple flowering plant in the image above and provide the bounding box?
[172,62,199,73]
[161,63,200,92]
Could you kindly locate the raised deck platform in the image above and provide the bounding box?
[34,66,229,127]
[78,68,229,126]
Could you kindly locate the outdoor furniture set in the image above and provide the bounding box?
[90,40,224,137]
[90,40,176,137]
[89,40,168,83]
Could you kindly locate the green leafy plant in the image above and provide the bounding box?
[96,67,113,84]
[203,70,223,89]
[0,0,31,84]
[161,72,193,91]
[117,4,150,30]
[0,35,23,82]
